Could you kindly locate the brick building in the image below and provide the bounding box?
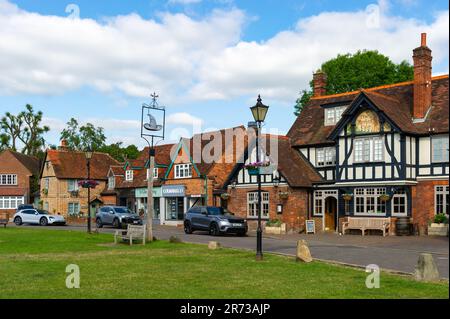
[39,148,119,217]
[287,33,448,234]
[0,150,40,216]
[223,135,323,233]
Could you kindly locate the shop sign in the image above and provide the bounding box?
[135,187,162,198]
[162,185,185,197]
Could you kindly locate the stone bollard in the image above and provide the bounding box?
[296,240,313,263]
[208,241,221,250]
[169,236,182,243]
[414,253,440,282]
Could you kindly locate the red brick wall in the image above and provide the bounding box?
[0,151,33,215]
[226,186,310,233]
[411,179,449,232]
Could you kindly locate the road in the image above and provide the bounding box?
[9,223,449,279]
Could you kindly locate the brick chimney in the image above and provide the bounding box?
[412,33,432,119]
[59,139,68,151]
[313,70,327,97]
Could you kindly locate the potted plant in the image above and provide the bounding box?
[265,219,287,235]
[428,214,449,236]
[220,193,231,200]
[78,179,99,189]
[69,190,79,197]
[278,191,289,200]
[379,194,391,202]
[342,193,353,201]
[245,161,270,176]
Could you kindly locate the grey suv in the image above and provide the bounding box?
[184,206,247,236]
[96,206,142,229]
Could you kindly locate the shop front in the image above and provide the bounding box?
[161,185,186,226]
[135,187,162,224]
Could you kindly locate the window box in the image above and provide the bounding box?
[279,191,289,200]
[247,167,259,175]
[378,194,391,202]
[428,223,449,236]
[69,190,79,197]
[265,220,286,234]
[342,193,353,201]
[77,180,99,189]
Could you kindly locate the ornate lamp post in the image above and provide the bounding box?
[141,92,165,242]
[250,95,269,261]
[84,147,93,233]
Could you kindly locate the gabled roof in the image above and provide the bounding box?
[288,75,449,147]
[2,150,41,176]
[138,143,176,167]
[43,150,120,180]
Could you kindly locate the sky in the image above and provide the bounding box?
[0,0,448,149]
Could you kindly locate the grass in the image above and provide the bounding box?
[0,228,448,299]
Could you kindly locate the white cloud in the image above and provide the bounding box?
[166,112,203,126]
[168,0,202,5]
[0,0,448,105]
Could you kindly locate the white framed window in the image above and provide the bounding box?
[0,174,17,185]
[175,164,192,179]
[108,176,115,190]
[0,196,24,209]
[392,190,407,216]
[324,106,347,126]
[68,202,80,216]
[125,170,133,181]
[146,168,159,180]
[247,192,269,218]
[67,179,78,192]
[354,137,383,162]
[432,136,449,163]
[317,147,335,167]
[435,186,449,215]
[354,188,386,215]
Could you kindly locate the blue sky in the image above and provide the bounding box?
[0,0,448,148]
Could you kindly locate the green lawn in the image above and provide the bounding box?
[0,228,448,299]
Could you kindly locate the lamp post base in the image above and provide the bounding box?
[256,252,263,261]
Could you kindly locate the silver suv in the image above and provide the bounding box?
[184,206,247,236]
[96,206,142,229]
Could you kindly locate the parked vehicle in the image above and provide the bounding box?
[16,204,34,212]
[184,206,247,236]
[13,209,66,226]
[96,206,142,229]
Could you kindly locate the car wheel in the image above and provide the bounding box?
[40,217,48,226]
[14,216,22,226]
[184,222,193,234]
[96,218,103,228]
[209,223,220,236]
[112,218,120,229]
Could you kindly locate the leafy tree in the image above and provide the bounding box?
[0,104,49,156]
[60,118,106,151]
[294,50,414,116]
[98,142,140,162]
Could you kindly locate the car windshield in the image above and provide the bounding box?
[206,207,225,215]
[37,210,49,215]
[114,207,135,215]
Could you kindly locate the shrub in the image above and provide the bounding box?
[266,219,282,227]
[433,214,448,224]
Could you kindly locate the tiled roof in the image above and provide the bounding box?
[6,150,41,176]
[288,75,449,147]
[45,150,120,180]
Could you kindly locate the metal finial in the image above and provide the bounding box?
[150,92,159,106]
[257,94,262,103]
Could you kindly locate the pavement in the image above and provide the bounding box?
[6,223,449,279]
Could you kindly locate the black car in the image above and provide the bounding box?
[184,206,247,236]
[16,204,34,212]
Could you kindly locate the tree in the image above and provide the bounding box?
[98,142,140,162]
[0,104,49,156]
[60,118,106,151]
[294,50,414,116]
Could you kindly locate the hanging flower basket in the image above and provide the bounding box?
[77,179,99,189]
[279,191,289,200]
[245,161,270,175]
[379,194,391,202]
[342,193,353,201]
[220,193,231,200]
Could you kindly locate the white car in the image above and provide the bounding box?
[13,209,66,226]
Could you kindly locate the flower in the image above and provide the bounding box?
[244,161,271,169]
[77,180,99,189]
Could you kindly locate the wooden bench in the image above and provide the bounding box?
[342,217,391,236]
[114,225,146,245]
[0,213,9,228]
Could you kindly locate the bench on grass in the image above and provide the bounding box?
[342,217,391,236]
[0,213,9,228]
[114,225,146,245]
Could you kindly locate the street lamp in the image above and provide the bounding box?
[250,94,269,261]
[84,147,93,233]
[141,92,165,243]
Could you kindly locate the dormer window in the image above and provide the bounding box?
[146,168,158,180]
[125,170,133,181]
[324,106,347,126]
[108,176,115,189]
[175,164,192,179]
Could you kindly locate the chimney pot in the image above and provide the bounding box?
[413,32,432,119]
[421,33,427,47]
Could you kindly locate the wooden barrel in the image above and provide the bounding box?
[396,217,411,236]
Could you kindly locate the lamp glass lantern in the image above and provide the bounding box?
[85,148,93,160]
[250,95,269,123]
